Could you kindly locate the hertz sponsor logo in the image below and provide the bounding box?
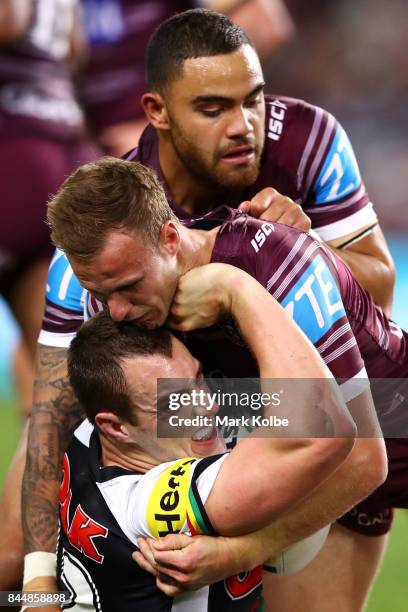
[147,458,196,538]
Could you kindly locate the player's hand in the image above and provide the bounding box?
[239,187,311,230]
[169,263,242,331]
[133,534,238,596]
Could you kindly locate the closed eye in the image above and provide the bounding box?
[200,108,223,118]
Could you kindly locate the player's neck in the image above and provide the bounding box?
[159,138,225,215]
[177,225,219,273]
[100,435,158,473]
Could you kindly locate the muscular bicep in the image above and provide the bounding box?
[204,432,352,537]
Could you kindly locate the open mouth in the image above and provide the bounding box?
[192,425,217,442]
[221,146,255,164]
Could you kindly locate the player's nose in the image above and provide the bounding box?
[107,294,132,322]
[226,107,253,138]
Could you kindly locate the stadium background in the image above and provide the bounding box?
[1,0,407,609]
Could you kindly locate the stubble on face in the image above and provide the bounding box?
[168,112,265,194]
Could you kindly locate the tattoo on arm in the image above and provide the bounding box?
[22,345,85,553]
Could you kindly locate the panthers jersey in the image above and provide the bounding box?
[58,420,263,610]
[127,95,378,248]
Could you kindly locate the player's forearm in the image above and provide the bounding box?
[22,346,84,554]
[143,438,387,590]
[207,271,356,533]
[330,246,395,316]
[0,0,32,42]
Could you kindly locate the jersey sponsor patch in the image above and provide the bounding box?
[313,124,361,204]
[146,458,196,538]
[46,249,84,311]
[281,254,345,343]
[267,98,287,142]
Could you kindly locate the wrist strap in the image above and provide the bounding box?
[23,552,57,587]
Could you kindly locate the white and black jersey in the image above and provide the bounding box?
[57,420,263,611]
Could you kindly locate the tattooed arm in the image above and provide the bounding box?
[22,345,84,554]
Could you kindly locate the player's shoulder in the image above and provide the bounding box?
[214,211,318,277]
[45,248,84,312]
[259,95,339,200]
[39,248,87,348]
[264,93,335,137]
[124,455,227,540]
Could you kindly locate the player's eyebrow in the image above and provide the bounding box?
[193,82,265,105]
[114,276,143,292]
[87,275,143,301]
[102,274,143,294]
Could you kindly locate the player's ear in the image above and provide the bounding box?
[141,92,170,130]
[159,221,180,256]
[95,413,131,441]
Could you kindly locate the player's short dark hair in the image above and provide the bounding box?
[68,311,173,425]
[146,8,253,92]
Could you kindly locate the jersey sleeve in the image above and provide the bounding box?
[266,230,368,401]
[226,219,369,403]
[38,248,85,348]
[126,455,227,541]
[298,105,378,248]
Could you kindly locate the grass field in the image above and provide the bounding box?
[1,399,407,611]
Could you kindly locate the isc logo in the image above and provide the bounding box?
[251,222,275,253]
[268,100,287,141]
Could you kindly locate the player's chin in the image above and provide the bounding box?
[218,164,260,190]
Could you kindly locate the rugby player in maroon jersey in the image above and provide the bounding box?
[21,9,397,610]
[0,0,100,592]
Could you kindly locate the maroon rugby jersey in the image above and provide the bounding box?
[0,0,84,139]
